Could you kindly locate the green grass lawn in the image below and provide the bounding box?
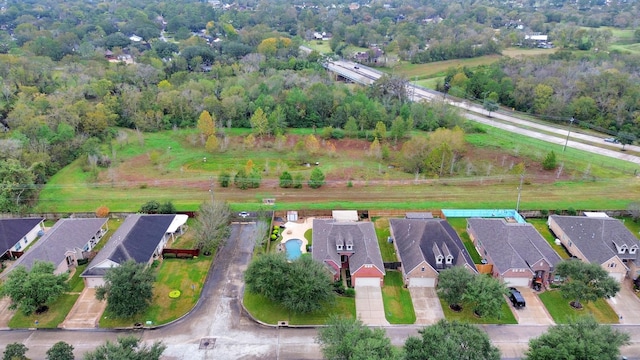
[68,264,88,293]
[445,218,483,264]
[99,256,212,327]
[539,290,619,324]
[243,292,355,325]
[304,228,312,246]
[526,218,571,259]
[439,297,517,324]
[374,218,397,262]
[381,271,416,324]
[8,293,79,329]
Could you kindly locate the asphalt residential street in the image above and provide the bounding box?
[2,222,640,359]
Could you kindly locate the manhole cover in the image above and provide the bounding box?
[199,338,216,350]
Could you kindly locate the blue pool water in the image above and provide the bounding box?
[285,239,303,260]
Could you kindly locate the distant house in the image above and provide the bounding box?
[0,218,45,259]
[129,34,143,42]
[548,215,640,282]
[312,215,385,287]
[81,214,188,287]
[5,218,108,275]
[389,218,477,287]
[467,218,562,287]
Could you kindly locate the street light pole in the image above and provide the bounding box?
[563,117,575,152]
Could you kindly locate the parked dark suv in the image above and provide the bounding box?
[509,287,526,308]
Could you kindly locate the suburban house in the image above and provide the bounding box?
[548,214,640,282]
[81,214,188,287]
[467,218,562,287]
[389,217,477,287]
[0,218,45,259]
[312,212,385,287]
[5,218,108,275]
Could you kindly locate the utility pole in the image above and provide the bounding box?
[209,177,214,203]
[516,174,524,212]
[563,117,575,152]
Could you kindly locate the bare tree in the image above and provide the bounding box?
[194,200,231,255]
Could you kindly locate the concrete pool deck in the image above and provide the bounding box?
[280,217,314,255]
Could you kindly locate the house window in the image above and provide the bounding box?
[336,245,343,251]
[421,267,425,272]
[14,244,21,251]
[436,256,443,264]
[346,245,353,251]
[568,241,572,247]
[445,255,453,264]
[630,247,638,254]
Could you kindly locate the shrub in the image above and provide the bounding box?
[542,150,557,170]
[219,171,231,188]
[95,205,110,218]
[540,209,549,216]
[567,207,577,216]
[344,288,356,297]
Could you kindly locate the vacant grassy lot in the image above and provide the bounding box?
[439,297,517,324]
[100,256,211,327]
[381,271,416,324]
[243,292,355,325]
[539,290,619,324]
[9,293,79,329]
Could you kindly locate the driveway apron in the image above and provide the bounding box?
[60,288,107,329]
[355,285,389,326]
[508,287,554,325]
[408,287,444,325]
[608,280,640,325]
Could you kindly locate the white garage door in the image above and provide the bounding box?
[85,277,105,288]
[409,277,436,287]
[608,272,624,282]
[354,277,381,287]
[504,277,530,287]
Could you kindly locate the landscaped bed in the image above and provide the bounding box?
[381,271,416,324]
[243,291,355,325]
[99,256,211,328]
[538,290,619,324]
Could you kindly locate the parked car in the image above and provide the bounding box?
[604,138,620,144]
[509,287,526,308]
[239,211,249,218]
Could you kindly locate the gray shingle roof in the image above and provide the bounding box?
[0,218,44,253]
[11,218,107,270]
[389,218,476,274]
[82,214,175,277]
[550,215,640,264]
[312,219,385,276]
[467,218,562,274]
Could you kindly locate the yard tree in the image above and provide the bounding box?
[525,316,629,360]
[1,261,68,315]
[555,260,620,309]
[46,341,74,360]
[462,274,509,318]
[404,320,500,360]
[437,266,475,311]
[244,253,335,313]
[2,343,28,360]
[308,167,326,189]
[249,107,268,138]
[279,171,293,188]
[316,316,401,360]
[83,336,165,360]
[95,260,155,318]
[194,200,231,255]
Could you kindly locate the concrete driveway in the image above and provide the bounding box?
[608,280,640,325]
[408,287,444,325]
[60,288,107,329]
[0,296,15,329]
[355,285,389,326]
[509,287,554,325]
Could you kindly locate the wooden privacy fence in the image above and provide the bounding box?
[162,248,199,258]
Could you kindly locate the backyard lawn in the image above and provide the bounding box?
[381,271,415,324]
[439,297,517,325]
[445,218,483,264]
[243,292,355,325]
[100,256,212,327]
[539,290,619,324]
[527,218,572,259]
[373,218,397,262]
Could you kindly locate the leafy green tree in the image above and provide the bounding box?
[193,200,231,255]
[3,343,28,360]
[404,320,500,360]
[1,261,68,315]
[373,121,387,140]
[462,275,508,318]
[555,260,620,309]
[483,98,499,117]
[244,253,334,313]
[139,200,160,214]
[308,167,325,189]
[158,201,176,214]
[525,316,629,360]
[316,316,400,360]
[0,159,36,213]
[344,117,359,138]
[616,131,636,151]
[389,116,409,143]
[250,107,269,138]
[292,174,304,189]
[46,341,74,360]
[542,150,557,170]
[219,172,231,188]
[248,168,262,189]
[279,171,293,188]
[95,260,155,318]
[83,336,165,360]
[234,168,250,190]
[437,266,475,310]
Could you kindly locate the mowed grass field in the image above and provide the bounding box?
[36,126,640,212]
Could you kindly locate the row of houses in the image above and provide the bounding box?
[0,214,188,287]
[310,211,640,289]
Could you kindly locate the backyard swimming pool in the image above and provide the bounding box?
[284,239,302,260]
